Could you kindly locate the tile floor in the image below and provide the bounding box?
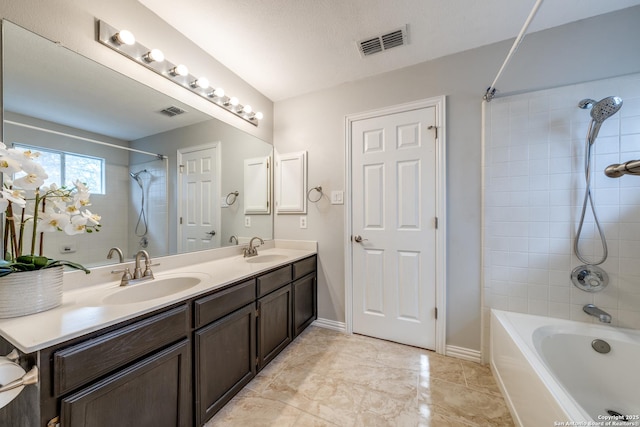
[206,326,515,426]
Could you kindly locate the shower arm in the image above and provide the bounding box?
[604,160,640,178]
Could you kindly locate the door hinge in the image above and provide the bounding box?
[434,217,438,229]
[179,164,184,173]
[179,217,183,225]
[255,308,260,317]
[428,125,438,139]
[47,416,60,427]
[434,307,438,319]
[256,356,260,366]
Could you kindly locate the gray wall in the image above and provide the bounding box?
[273,7,640,351]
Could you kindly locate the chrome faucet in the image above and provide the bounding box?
[134,250,154,280]
[243,237,264,258]
[229,235,239,245]
[583,304,612,323]
[107,247,124,263]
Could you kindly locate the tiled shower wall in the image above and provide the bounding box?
[482,73,640,354]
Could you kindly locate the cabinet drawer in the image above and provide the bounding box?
[54,305,188,396]
[292,256,316,280]
[257,265,292,297]
[194,280,256,328]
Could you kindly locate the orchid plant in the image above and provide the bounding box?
[0,142,101,276]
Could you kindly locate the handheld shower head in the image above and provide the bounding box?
[590,96,623,123]
[587,96,623,144]
[129,169,148,188]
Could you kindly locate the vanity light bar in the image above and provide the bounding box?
[97,20,262,126]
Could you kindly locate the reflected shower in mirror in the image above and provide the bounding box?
[2,20,273,267]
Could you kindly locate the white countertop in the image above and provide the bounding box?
[0,240,317,353]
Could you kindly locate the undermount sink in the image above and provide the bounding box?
[101,276,202,305]
[245,254,288,264]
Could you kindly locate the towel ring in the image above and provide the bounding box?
[225,191,239,205]
[306,186,323,203]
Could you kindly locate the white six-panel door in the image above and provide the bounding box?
[351,106,437,349]
[178,144,221,252]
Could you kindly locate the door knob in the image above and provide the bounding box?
[353,235,368,243]
[206,230,216,236]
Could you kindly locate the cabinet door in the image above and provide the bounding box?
[195,304,256,425]
[60,340,191,427]
[257,284,292,370]
[293,274,317,337]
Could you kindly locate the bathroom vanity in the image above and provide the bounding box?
[0,244,317,427]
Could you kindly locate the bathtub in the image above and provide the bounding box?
[490,309,640,427]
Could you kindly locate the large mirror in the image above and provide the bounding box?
[1,21,273,267]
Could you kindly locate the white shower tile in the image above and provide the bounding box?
[508,297,528,313]
[548,302,571,319]
[621,116,640,135]
[549,286,570,303]
[620,134,640,153]
[529,299,549,316]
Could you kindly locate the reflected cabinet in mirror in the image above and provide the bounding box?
[1,20,273,267]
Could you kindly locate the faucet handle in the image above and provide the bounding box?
[111,267,132,286]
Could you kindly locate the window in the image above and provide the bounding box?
[13,144,105,195]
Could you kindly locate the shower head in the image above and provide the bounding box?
[129,169,148,188]
[587,96,623,144]
[590,96,623,123]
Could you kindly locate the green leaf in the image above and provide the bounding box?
[46,260,90,274]
[16,255,49,269]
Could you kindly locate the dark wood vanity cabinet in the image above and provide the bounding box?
[0,254,317,427]
[54,305,192,427]
[60,339,191,427]
[193,280,256,426]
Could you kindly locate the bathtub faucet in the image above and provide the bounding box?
[583,304,611,323]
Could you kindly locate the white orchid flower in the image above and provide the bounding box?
[81,209,101,225]
[13,173,46,190]
[37,212,71,233]
[74,191,91,207]
[20,158,47,178]
[0,157,21,175]
[64,203,80,216]
[73,180,89,193]
[7,148,40,160]
[64,215,88,235]
[0,188,26,208]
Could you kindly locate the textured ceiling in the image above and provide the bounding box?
[140,0,640,101]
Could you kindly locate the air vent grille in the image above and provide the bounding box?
[358,25,408,57]
[159,106,186,117]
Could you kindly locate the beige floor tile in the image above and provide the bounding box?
[421,377,515,427]
[207,326,515,427]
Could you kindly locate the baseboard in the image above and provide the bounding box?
[312,318,347,333]
[446,345,482,363]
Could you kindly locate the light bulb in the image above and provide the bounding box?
[143,49,165,63]
[243,105,253,114]
[191,77,210,89]
[213,87,225,98]
[229,97,239,107]
[254,112,264,121]
[113,30,135,46]
[170,64,189,77]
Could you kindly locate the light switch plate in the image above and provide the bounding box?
[300,216,307,229]
[245,216,251,227]
[331,191,344,205]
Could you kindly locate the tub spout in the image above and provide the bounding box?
[583,304,611,323]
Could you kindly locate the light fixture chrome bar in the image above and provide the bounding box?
[97,20,261,127]
[604,160,640,178]
[5,120,167,159]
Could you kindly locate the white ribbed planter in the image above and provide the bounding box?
[0,266,63,318]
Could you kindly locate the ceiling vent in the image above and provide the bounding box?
[159,106,186,117]
[358,25,408,57]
